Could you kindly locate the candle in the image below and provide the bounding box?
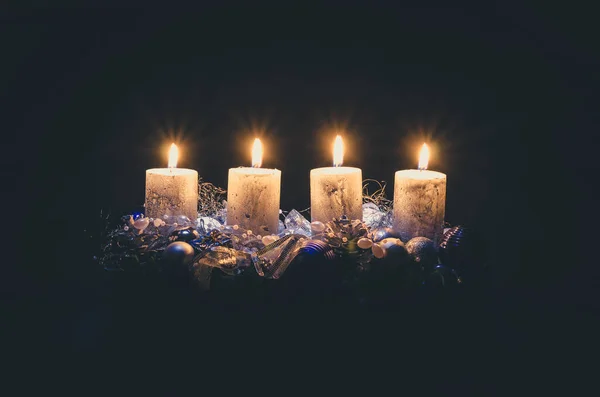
[145,143,199,221]
[393,143,446,245]
[226,138,281,234]
[310,135,363,223]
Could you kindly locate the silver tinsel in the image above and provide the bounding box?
[251,233,307,279]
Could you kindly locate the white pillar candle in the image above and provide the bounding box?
[227,138,281,234]
[393,143,446,245]
[145,143,198,221]
[310,135,363,223]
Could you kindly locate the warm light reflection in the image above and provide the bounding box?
[418,143,429,170]
[252,138,263,168]
[333,135,344,167]
[168,143,179,168]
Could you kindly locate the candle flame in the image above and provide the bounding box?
[252,138,263,168]
[168,143,179,168]
[333,135,344,167]
[418,143,429,170]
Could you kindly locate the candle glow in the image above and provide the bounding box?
[168,143,179,168]
[252,138,263,168]
[418,143,429,170]
[393,142,446,245]
[333,135,344,167]
[145,142,198,220]
[310,134,362,223]
[227,137,281,233]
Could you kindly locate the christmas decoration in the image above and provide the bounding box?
[163,241,195,266]
[91,178,484,305]
[405,236,438,271]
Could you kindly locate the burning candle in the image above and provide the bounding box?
[393,143,446,245]
[145,143,199,221]
[310,135,363,223]
[227,138,281,234]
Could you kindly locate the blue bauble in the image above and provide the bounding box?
[131,211,144,221]
[163,241,195,266]
[170,226,200,242]
[439,226,481,275]
[298,239,336,261]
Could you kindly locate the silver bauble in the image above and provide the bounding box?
[163,214,193,226]
[163,241,195,266]
[310,221,326,234]
[405,237,438,268]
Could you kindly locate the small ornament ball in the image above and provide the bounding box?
[298,239,336,261]
[163,241,195,266]
[405,237,438,269]
[170,226,200,242]
[439,225,478,272]
[311,221,326,234]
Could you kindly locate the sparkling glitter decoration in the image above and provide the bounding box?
[193,246,252,276]
[283,209,312,236]
[93,175,478,301]
[196,217,223,235]
[405,236,438,270]
[251,234,306,279]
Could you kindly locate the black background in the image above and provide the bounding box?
[3,2,598,374]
